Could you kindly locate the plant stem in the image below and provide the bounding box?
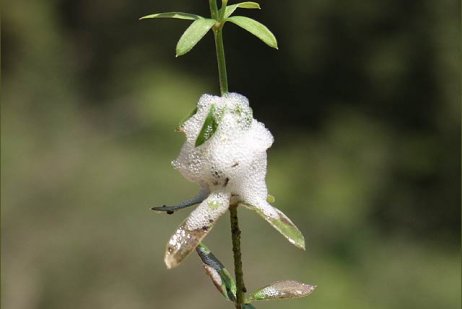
[213,27,229,95]
[209,0,228,95]
[209,2,243,307]
[209,0,219,19]
[230,204,246,308]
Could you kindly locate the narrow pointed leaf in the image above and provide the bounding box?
[226,16,278,49]
[140,12,203,21]
[164,192,230,269]
[177,106,198,131]
[241,202,305,250]
[224,2,261,19]
[152,186,209,214]
[195,104,219,146]
[247,280,316,302]
[196,243,237,301]
[176,19,216,56]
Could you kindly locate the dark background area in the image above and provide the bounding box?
[2,1,460,308]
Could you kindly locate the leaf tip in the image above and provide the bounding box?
[175,49,184,57]
[164,257,175,269]
[294,234,306,250]
[271,41,279,50]
[291,239,305,250]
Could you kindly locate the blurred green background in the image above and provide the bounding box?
[2,0,460,308]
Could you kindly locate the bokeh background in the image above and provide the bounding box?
[2,0,460,308]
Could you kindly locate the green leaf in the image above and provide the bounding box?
[224,2,261,19]
[176,107,198,131]
[195,104,219,147]
[196,243,237,301]
[139,12,203,21]
[176,19,217,57]
[242,304,257,309]
[226,16,278,49]
[246,280,316,302]
[241,202,305,250]
[268,212,305,249]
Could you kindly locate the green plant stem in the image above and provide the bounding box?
[209,0,228,95]
[230,204,246,308]
[209,2,242,307]
[209,0,219,19]
[213,27,229,95]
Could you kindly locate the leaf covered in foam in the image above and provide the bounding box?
[247,280,316,302]
[195,104,220,146]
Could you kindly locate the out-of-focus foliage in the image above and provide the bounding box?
[1,0,460,309]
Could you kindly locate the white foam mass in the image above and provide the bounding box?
[164,93,305,268]
[172,93,274,205]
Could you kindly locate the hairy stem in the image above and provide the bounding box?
[230,204,246,308]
